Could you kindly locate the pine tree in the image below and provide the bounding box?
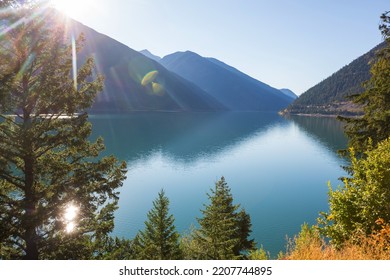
[134,189,181,260]
[0,4,126,259]
[235,208,256,255]
[340,11,390,154]
[98,237,135,260]
[193,177,255,259]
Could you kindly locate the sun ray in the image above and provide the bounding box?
[0,3,47,37]
[50,0,95,18]
[71,35,77,90]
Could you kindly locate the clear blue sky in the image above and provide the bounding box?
[55,0,389,95]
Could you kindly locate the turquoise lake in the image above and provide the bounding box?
[89,112,347,257]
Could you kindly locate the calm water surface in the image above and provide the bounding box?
[89,112,347,257]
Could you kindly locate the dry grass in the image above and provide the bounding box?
[283,220,390,260]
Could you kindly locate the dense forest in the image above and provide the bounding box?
[284,41,386,116]
[1,1,390,260]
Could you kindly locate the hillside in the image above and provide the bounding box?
[279,88,298,100]
[63,19,224,113]
[139,49,161,62]
[160,51,294,111]
[283,42,386,116]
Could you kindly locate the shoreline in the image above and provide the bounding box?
[279,111,362,118]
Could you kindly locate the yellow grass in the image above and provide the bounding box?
[283,221,390,260]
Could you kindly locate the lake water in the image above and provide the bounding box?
[89,112,347,257]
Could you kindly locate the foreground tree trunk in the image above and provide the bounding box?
[23,117,38,260]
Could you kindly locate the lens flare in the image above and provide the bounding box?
[66,221,76,233]
[152,82,164,96]
[71,35,77,90]
[64,204,78,221]
[50,0,95,17]
[141,70,158,86]
[0,4,46,37]
[64,203,79,233]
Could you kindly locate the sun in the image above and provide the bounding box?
[63,203,79,233]
[50,0,94,17]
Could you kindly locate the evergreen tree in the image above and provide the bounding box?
[134,189,181,260]
[235,208,256,255]
[340,11,390,154]
[0,4,126,259]
[193,177,255,259]
[98,237,135,260]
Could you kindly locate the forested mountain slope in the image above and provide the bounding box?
[283,42,386,116]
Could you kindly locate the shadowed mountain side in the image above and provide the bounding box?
[208,58,297,100]
[160,51,294,111]
[279,88,298,99]
[89,112,285,163]
[286,115,348,153]
[64,19,224,112]
[207,58,297,100]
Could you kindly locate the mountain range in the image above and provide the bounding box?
[58,13,296,113]
[159,51,294,111]
[283,42,386,116]
[66,20,224,113]
[141,48,298,104]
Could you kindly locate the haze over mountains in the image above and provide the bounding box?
[159,51,295,111]
[284,42,386,116]
[139,49,162,62]
[143,48,298,107]
[56,13,296,113]
[279,89,298,100]
[66,20,224,113]
[60,13,385,116]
